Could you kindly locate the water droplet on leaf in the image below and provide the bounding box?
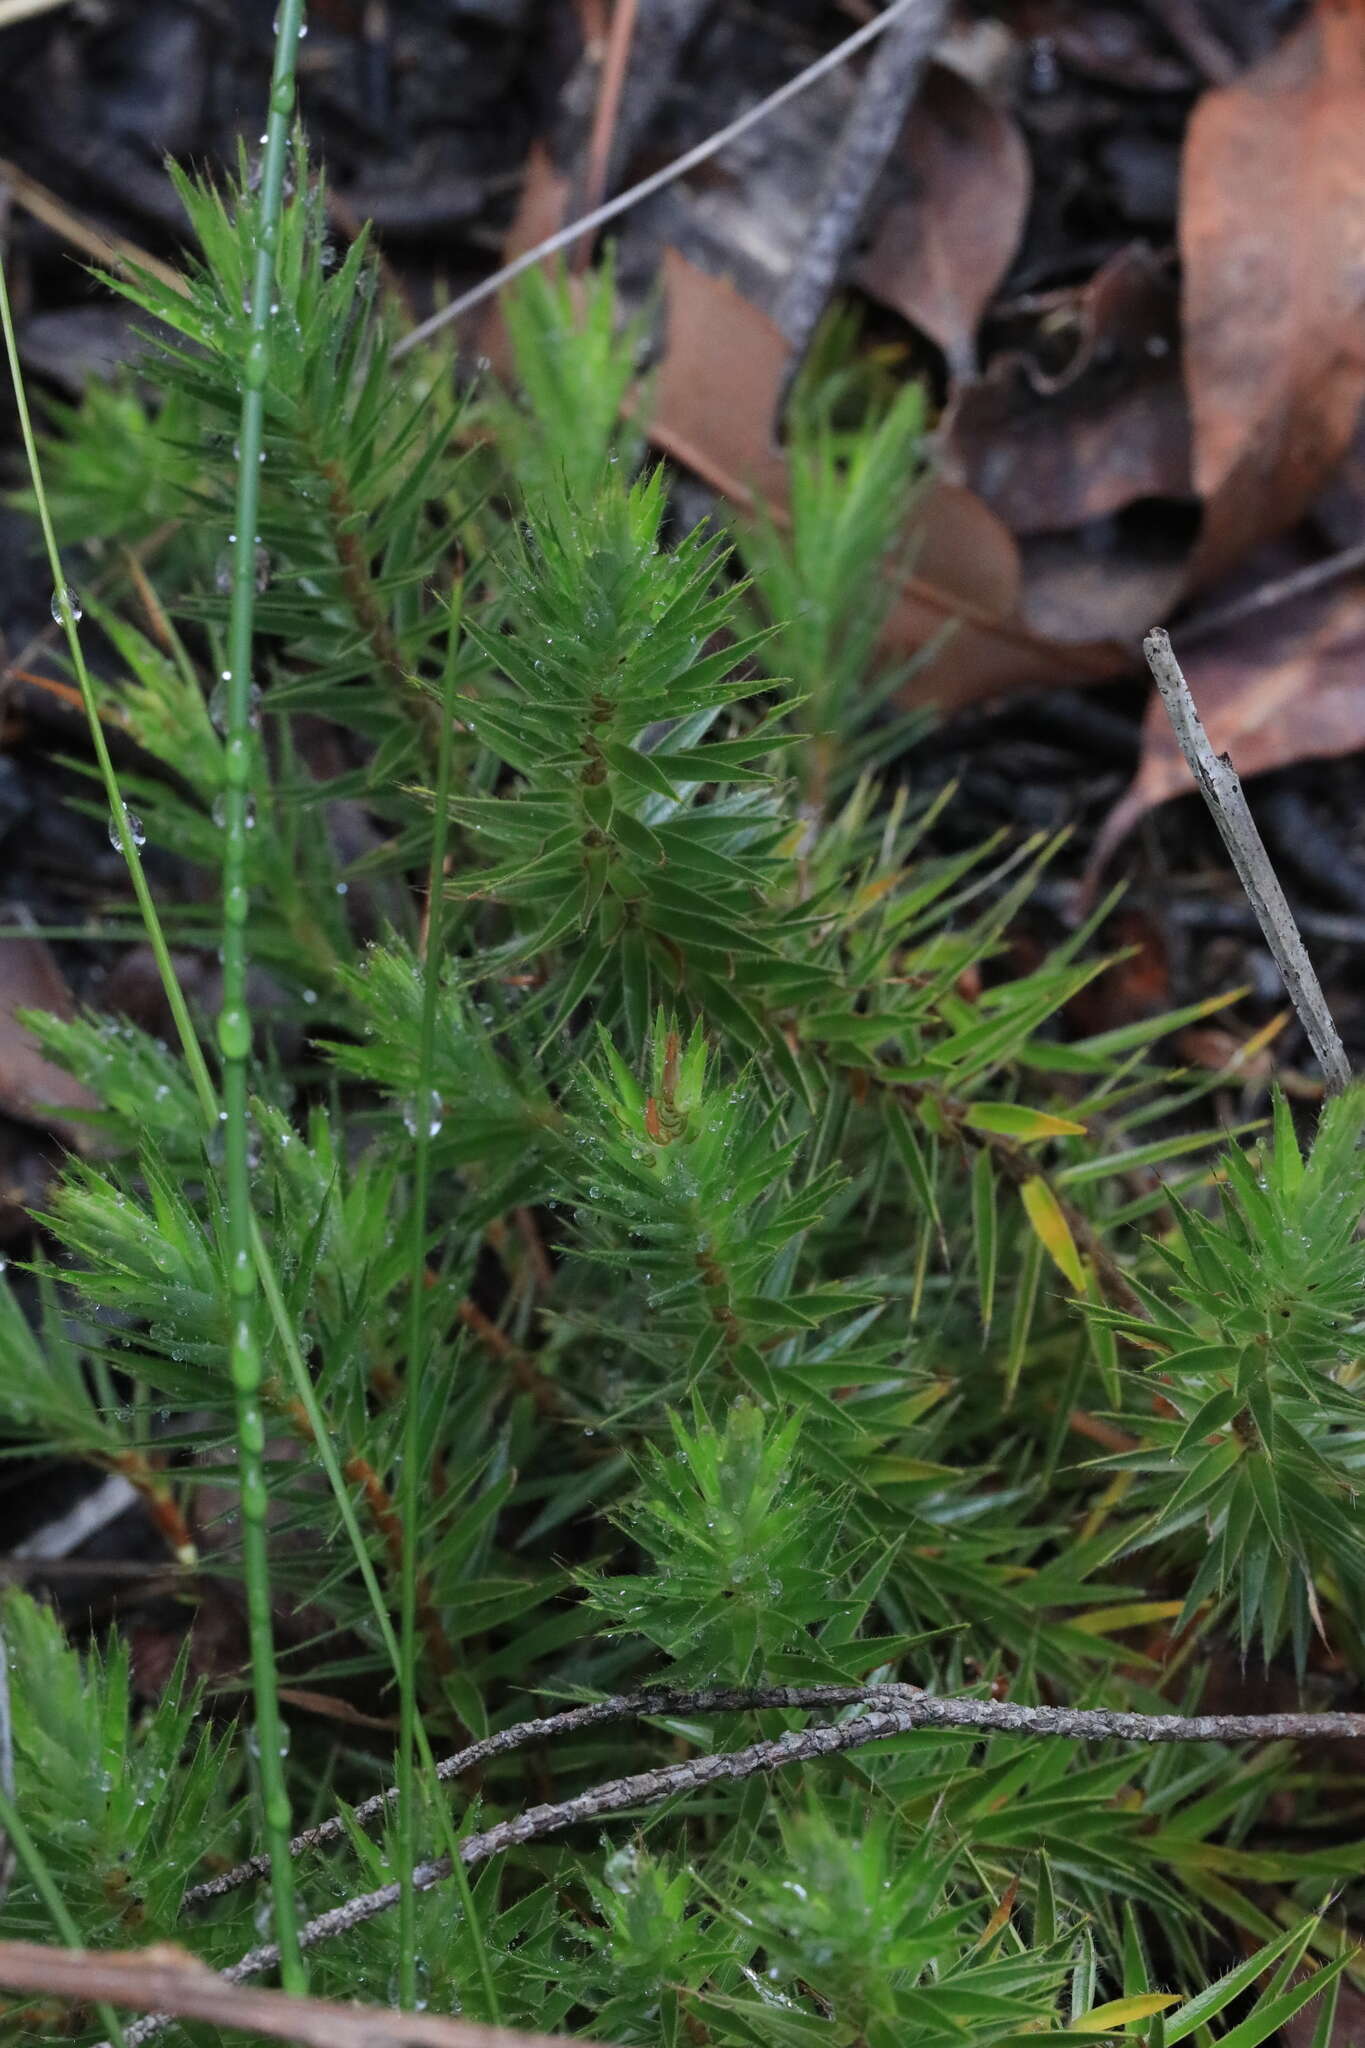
[402,1091,443,1139]
[108,807,146,852]
[210,677,263,733]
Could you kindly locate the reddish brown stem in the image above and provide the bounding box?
[314,453,437,745]
[265,1383,458,1683]
[456,1297,563,1417]
[108,1448,196,1565]
[573,0,640,269]
[342,1451,453,1676]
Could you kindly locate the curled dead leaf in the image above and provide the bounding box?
[854,59,1030,380]
[1182,0,1365,582]
[0,936,99,1149]
[939,244,1190,537]
[650,246,1130,707]
[649,246,790,510]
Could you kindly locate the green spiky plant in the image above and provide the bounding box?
[0,16,1362,2045]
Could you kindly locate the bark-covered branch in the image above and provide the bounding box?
[116,1682,1365,2048]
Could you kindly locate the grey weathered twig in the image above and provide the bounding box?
[112,1681,1365,2045]
[181,1680,884,1909]
[775,0,950,375]
[1175,538,1365,648]
[392,0,942,358]
[0,1940,601,2048]
[1143,628,1353,1095]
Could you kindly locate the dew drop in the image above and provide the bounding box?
[212,792,256,830]
[210,677,263,733]
[108,806,146,852]
[51,582,82,624]
[245,1723,261,1758]
[387,1959,429,2010]
[604,1844,640,1895]
[402,1090,443,1139]
[214,542,272,595]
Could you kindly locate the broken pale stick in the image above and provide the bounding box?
[775,0,951,383]
[1143,627,1352,1096]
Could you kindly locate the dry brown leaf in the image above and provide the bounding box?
[0,1938,604,2048]
[854,60,1030,379]
[476,142,575,380]
[650,246,1129,706]
[939,245,1190,536]
[649,246,790,510]
[1182,0,1365,582]
[1088,578,1365,880]
[1013,528,1190,644]
[478,149,1133,706]
[0,935,99,1146]
[275,1685,399,1731]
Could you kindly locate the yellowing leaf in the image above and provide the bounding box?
[852,870,902,914]
[1072,1993,1179,2030]
[865,1456,960,1485]
[1020,1175,1086,1291]
[980,1875,1018,1944]
[882,1380,954,1429]
[963,1102,1086,1139]
[1073,1599,1187,1636]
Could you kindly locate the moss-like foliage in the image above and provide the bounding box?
[0,128,1360,2048]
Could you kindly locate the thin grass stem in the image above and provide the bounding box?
[4,172,450,1910]
[396,602,480,2007]
[217,0,310,1992]
[0,1785,128,2048]
[0,270,217,1129]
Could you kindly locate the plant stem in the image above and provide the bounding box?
[0,1785,128,2048]
[392,0,938,355]
[397,608,461,2006]
[180,1677,1365,1914]
[0,12,419,1891]
[0,267,217,1131]
[0,184,402,1665]
[133,1682,1365,2031]
[219,0,309,1994]
[1143,627,1352,1096]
